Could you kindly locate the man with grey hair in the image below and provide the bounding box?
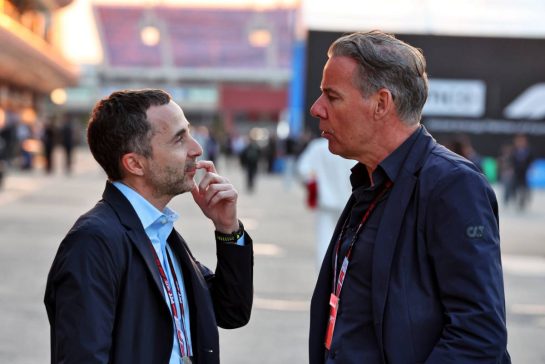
[308,31,510,363]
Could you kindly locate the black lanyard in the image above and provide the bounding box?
[332,180,393,295]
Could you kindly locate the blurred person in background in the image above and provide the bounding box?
[297,137,354,270]
[282,135,299,190]
[0,124,6,189]
[240,133,261,193]
[448,135,483,172]
[193,125,210,160]
[265,133,278,174]
[308,31,510,364]
[498,143,515,205]
[41,118,57,174]
[0,112,18,168]
[205,131,220,165]
[17,122,33,170]
[509,134,533,210]
[224,132,246,170]
[60,116,76,174]
[44,89,253,364]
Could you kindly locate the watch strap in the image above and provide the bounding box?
[215,220,244,243]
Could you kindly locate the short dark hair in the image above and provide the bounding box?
[329,30,428,125]
[87,89,171,180]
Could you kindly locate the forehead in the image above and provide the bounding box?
[146,100,188,134]
[321,56,359,88]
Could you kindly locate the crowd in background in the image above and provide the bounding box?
[0,112,540,214]
[0,113,80,189]
[445,134,535,211]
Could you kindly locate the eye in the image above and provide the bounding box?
[175,134,185,143]
[326,93,338,102]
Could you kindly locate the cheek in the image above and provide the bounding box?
[173,148,189,163]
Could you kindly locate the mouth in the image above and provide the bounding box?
[185,163,197,174]
[320,129,335,138]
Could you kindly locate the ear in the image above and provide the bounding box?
[374,88,394,119]
[120,152,146,177]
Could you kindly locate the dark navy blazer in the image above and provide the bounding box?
[45,182,253,364]
[310,127,510,363]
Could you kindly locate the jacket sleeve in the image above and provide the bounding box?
[200,231,254,329]
[45,228,119,364]
[424,169,508,363]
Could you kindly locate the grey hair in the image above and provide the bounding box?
[328,30,428,125]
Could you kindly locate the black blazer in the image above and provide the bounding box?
[310,128,510,363]
[45,182,253,364]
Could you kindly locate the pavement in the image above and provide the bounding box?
[0,147,544,363]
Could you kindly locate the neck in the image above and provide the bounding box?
[119,178,170,211]
[359,122,419,181]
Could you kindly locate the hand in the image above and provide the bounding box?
[191,161,239,233]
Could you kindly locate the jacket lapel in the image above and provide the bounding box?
[102,182,164,298]
[371,128,435,353]
[167,230,208,291]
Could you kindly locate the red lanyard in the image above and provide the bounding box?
[151,245,190,358]
[332,180,392,296]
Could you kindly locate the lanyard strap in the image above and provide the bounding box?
[151,244,190,357]
[165,249,191,355]
[332,180,393,296]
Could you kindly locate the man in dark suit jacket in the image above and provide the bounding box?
[44,89,253,364]
[308,31,510,363]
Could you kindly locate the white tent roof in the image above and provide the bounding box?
[302,0,545,38]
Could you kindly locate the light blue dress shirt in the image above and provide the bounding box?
[113,182,192,363]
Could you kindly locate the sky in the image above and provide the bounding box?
[54,0,545,65]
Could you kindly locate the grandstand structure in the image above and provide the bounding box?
[68,4,297,135]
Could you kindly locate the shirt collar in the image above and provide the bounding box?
[112,181,179,230]
[380,126,422,182]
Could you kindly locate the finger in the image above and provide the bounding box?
[196,160,217,174]
[203,183,235,205]
[198,173,229,193]
[208,189,238,207]
[198,173,219,193]
[191,184,204,204]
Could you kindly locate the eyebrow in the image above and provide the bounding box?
[322,86,341,97]
[171,127,188,143]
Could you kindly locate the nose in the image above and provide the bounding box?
[310,95,327,120]
[189,136,203,158]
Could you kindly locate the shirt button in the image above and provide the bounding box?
[160,217,167,224]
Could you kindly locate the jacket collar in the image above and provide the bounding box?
[102,181,166,297]
[102,181,147,232]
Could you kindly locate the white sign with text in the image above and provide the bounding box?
[423,79,486,117]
